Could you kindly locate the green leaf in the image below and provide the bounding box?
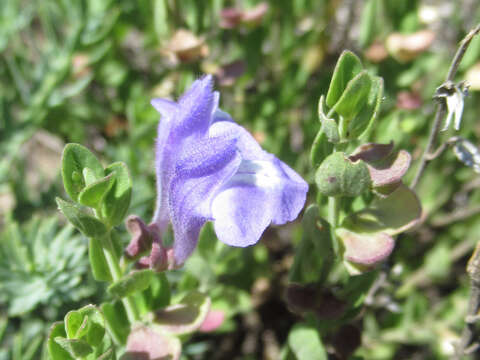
[331,71,372,123]
[6,278,49,316]
[81,7,120,45]
[210,285,251,319]
[101,162,132,227]
[22,334,43,360]
[289,205,334,284]
[64,305,106,348]
[359,0,379,47]
[339,271,378,310]
[154,0,170,42]
[65,310,88,339]
[310,130,333,168]
[83,168,98,187]
[108,269,154,298]
[197,222,217,260]
[1,219,30,273]
[326,51,363,108]
[0,318,6,343]
[288,324,327,360]
[342,183,422,235]
[61,143,104,202]
[78,174,115,208]
[48,322,73,360]
[98,348,115,360]
[318,96,339,143]
[424,243,451,280]
[144,272,171,311]
[348,76,384,139]
[89,237,112,282]
[56,198,107,238]
[49,73,95,106]
[315,152,371,197]
[459,31,480,71]
[54,337,93,358]
[101,301,129,345]
[155,291,211,335]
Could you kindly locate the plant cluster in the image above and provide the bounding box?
[2,1,480,359]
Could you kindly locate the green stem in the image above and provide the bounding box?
[337,116,347,141]
[326,107,335,118]
[328,196,340,257]
[102,232,139,323]
[289,236,306,283]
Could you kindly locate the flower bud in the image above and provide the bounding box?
[315,152,371,197]
[125,215,153,260]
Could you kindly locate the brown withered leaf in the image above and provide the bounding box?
[386,30,435,62]
[164,29,209,63]
[365,41,389,63]
[396,91,423,110]
[219,2,269,29]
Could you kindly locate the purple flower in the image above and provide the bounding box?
[151,75,308,265]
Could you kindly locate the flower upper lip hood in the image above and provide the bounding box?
[151,75,308,265]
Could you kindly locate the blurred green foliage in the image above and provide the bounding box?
[1,0,480,358]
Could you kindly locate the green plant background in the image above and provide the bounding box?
[1,0,480,359]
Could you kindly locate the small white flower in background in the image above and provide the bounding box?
[435,81,469,131]
[449,137,480,173]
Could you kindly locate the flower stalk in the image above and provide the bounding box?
[411,24,480,189]
[101,232,140,323]
[328,196,340,257]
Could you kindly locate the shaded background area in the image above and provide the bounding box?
[1,0,480,358]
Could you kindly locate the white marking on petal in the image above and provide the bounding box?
[231,160,284,189]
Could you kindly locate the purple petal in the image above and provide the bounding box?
[175,75,215,137]
[169,136,241,264]
[270,157,310,223]
[212,108,234,124]
[211,157,308,247]
[211,120,309,204]
[212,184,272,247]
[209,121,268,160]
[210,91,234,124]
[152,76,217,229]
[150,98,178,120]
[152,116,175,229]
